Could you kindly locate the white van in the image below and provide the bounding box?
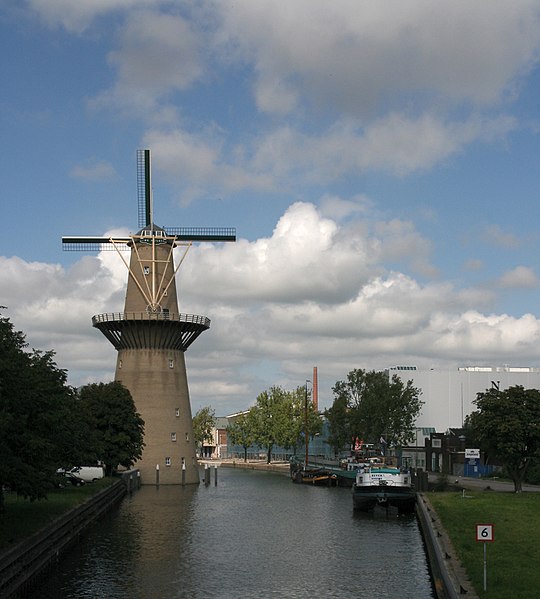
[70,466,105,482]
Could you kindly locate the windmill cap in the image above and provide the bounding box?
[136,223,167,236]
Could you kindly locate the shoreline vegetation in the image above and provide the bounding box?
[1,463,539,598]
[0,478,115,551]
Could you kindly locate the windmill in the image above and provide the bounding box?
[63,150,236,484]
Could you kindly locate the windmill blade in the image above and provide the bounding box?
[137,149,152,229]
[164,227,236,242]
[62,236,131,251]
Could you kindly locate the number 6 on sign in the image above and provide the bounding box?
[476,524,494,542]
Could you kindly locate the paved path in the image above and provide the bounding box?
[430,474,540,493]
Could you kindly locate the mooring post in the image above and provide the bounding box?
[214,464,218,486]
[182,461,186,486]
[204,463,210,486]
[156,463,160,487]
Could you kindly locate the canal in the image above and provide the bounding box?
[30,467,434,598]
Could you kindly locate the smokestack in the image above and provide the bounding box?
[313,366,318,411]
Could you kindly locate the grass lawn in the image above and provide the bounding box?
[429,491,540,599]
[0,478,116,551]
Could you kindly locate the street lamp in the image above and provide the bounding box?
[305,380,311,468]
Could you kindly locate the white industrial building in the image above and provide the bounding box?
[387,365,540,433]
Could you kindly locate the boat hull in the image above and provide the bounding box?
[352,485,416,514]
[292,468,338,486]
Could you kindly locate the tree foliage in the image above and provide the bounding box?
[192,406,216,453]
[0,315,83,508]
[79,382,145,476]
[465,385,540,492]
[324,395,350,457]
[247,385,322,463]
[227,411,257,462]
[328,368,423,454]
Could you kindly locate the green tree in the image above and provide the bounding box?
[466,385,540,493]
[251,386,289,463]
[325,394,350,457]
[0,315,83,509]
[192,406,216,456]
[281,385,323,457]
[79,382,145,476]
[227,411,256,462]
[249,386,323,463]
[330,369,422,454]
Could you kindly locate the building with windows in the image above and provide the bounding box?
[387,365,540,432]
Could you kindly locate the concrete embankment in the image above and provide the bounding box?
[210,459,290,476]
[0,470,140,599]
[416,494,478,599]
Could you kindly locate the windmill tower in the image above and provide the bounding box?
[63,150,235,484]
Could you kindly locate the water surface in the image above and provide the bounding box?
[31,467,434,598]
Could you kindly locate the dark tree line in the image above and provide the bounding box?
[0,314,144,510]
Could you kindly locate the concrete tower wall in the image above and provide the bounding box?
[124,239,180,314]
[116,348,199,484]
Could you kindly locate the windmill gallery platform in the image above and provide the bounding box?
[63,149,235,484]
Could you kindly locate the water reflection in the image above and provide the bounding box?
[30,468,433,598]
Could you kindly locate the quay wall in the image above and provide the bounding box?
[416,494,478,599]
[0,470,140,599]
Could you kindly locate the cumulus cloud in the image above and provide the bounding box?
[8,1,540,414]
[89,10,204,116]
[4,202,537,415]
[215,0,540,115]
[137,112,518,204]
[27,1,533,195]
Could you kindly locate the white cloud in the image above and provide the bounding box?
[28,0,156,33]
[137,113,518,204]
[498,266,539,289]
[216,0,540,115]
[89,10,204,116]
[5,202,540,415]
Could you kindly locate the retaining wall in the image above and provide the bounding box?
[0,471,140,598]
[416,493,478,599]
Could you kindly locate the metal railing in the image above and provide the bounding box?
[92,312,210,327]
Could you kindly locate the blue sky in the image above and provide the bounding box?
[1,1,540,416]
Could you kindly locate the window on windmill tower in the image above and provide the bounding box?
[165,457,171,467]
[143,266,150,275]
[162,288,168,296]
[185,433,189,442]
[169,359,174,368]
[175,408,180,417]
[171,432,177,442]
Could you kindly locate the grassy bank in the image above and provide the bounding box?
[429,491,540,598]
[0,478,115,551]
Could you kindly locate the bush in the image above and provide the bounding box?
[524,458,540,485]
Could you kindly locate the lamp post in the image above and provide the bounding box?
[305,380,311,468]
